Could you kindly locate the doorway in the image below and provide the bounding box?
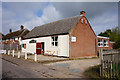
[41,42,44,54]
[36,43,42,54]
[36,42,44,54]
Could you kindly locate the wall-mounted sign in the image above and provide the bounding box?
[29,40,36,43]
[71,36,76,42]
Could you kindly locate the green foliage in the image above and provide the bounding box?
[84,65,100,79]
[98,26,120,49]
[98,29,111,37]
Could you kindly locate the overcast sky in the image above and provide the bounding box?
[1,2,118,35]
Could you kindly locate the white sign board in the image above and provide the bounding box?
[71,36,76,42]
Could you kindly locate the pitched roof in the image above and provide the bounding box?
[23,15,82,39]
[3,29,29,40]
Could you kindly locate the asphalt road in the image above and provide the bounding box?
[1,54,83,79]
[2,58,42,78]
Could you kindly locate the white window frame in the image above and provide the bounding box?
[51,36,58,47]
[104,40,108,47]
[81,19,83,23]
[98,39,103,47]
[85,20,87,24]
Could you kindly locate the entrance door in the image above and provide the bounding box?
[36,43,42,54]
[41,42,44,54]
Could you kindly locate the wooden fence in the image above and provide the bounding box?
[99,49,120,79]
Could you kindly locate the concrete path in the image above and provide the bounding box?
[27,54,68,63]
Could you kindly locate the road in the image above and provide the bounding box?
[1,54,83,78]
[2,59,45,78]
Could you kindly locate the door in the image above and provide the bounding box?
[36,43,42,54]
[41,42,44,54]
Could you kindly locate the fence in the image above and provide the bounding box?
[1,44,21,50]
[100,49,120,79]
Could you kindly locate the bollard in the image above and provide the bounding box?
[12,50,15,57]
[25,52,27,59]
[4,51,6,54]
[18,51,20,58]
[4,50,7,54]
[8,50,10,55]
[34,53,37,62]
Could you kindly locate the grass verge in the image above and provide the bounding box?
[84,65,100,79]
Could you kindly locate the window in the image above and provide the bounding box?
[85,20,87,24]
[81,19,83,23]
[104,40,108,47]
[24,44,26,49]
[98,39,103,47]
[22,44,26,49]
[51,36,58,46]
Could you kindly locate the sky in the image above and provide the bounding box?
[1,1,119,35]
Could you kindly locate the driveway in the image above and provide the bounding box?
[45,58,100,76]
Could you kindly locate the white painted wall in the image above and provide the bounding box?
[22,35,69,57]
[15,37,22,45]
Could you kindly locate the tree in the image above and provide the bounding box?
[98,26,120,49]
[98,29,111,37]
[110,27,119,42]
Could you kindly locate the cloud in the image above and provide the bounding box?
[2,2,118,35]
[23,4,62,30]
[90,11,118,34]
[51,2,118,35]
[2,2,49,34]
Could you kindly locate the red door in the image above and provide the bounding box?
[36,43,42,54]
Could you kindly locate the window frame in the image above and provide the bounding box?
[85,20,87,24]
[98,39,103,47]
[51,36,58,47]
[81,19,83,23]
[104,40,109,47]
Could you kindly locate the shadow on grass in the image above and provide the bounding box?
[84,65,100,80]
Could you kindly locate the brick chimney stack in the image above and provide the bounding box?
[20,25,24,30]
[9,29,12,33]
[80,11,86,17]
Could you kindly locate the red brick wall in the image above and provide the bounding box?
[109,42,114,49]
[69,16,97,58]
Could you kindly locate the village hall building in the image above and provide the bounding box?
[22,11,97,58]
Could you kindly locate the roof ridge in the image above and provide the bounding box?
[24,15,82,39]
[35,15,80,28]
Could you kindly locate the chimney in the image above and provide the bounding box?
[20,25,24,30]
[80,11,86,17]
[9,29,12,33]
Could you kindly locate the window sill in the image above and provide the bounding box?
[98,46,103,47]
[104,46,109,47]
